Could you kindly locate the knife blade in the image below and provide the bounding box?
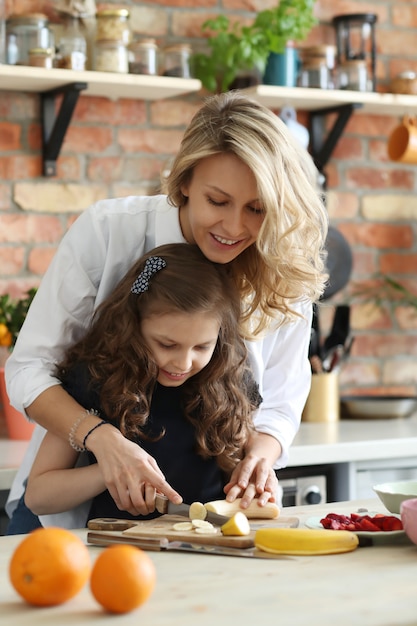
[87,531,292,559]
[155,494,230,526]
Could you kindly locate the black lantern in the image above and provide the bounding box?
[332,13,377,91]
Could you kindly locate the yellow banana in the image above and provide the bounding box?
[255,527,359,555]
[205,498,279,519]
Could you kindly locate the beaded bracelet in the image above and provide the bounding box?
[82,419,109,451]
[68,409,100,453]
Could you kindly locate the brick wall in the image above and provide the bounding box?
[1,0,417,403]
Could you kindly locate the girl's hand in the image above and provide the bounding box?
[87,425,182,516]
[223,431,282,508]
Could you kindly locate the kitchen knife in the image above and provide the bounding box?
[155,494,230,526]
[87,531,292,559]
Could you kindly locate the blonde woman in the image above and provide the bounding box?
[6,91,327,532]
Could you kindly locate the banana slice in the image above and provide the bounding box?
[172,521,194,531]
[192,519,214,529]
[195,526,218,534]
[189,501,207,520]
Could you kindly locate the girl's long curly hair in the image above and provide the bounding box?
[56,243,257,473]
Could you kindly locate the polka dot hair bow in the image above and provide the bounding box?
[131,256,167,294]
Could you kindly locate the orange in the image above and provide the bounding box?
[90,544,156,614]
[9,527,91,607]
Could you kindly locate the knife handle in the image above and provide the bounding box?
[155,493,169,515]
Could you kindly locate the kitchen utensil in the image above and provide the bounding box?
[321,226,353,300]
[302,371,340,423]
[155,493,230,526]
[341,395,417,419]
[323,305,351,356]
[373,481,417,514]
[87,531,293,559]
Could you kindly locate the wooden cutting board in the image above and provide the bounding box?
[87,514,299,549]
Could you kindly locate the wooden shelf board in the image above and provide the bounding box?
[241,85,417,116]
[0,64,202,100]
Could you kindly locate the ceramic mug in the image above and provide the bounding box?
[302,371,340,423]
[387,116,417,163]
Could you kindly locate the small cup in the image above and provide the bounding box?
[387,116,417,163]
[302,372,340,423]
[400,498,417,545]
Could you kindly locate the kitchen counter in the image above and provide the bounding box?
[1,498,416,626]
[287,413,417,467]
[1,414,417,490]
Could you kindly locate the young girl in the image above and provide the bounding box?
[6,91,328,531]
[24,244,262,522]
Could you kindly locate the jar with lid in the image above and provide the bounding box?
[6,13,53,65]
[94,39,128,73]
[56,16,87,71]
[29,47,54,68]
[299,59,331,89]
[128,39,158,75]
[337,60,369,92]
[96,9,130,45]
[162,44,192,78]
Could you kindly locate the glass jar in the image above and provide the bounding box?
[28,46,54,68]
[56,17,87,71]
[299,59,331,89]
[6,13,53,65]
[94,39,128,73]
[128,39,158,75]
[96,9,130,45]
[337,60,369,92]
[162,44,192,78]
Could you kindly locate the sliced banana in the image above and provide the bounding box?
[189,501,207,520]
[192,519,214,529]
[195,526,218,535]
[172,521,194,531]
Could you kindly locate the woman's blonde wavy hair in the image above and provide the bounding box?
[164,91,328,339]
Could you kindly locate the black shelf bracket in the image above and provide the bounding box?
[41,81,87,177]
[309,102,363,175]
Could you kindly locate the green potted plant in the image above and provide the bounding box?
[192,15,268,93]
[192,1,318,92]
[254,0,318,86]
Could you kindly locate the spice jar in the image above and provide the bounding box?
[29,46,54,68]
[6,13,53,65]
[299,59,331,89]
[161,44,192,78]
[56,17,87,71]
[128,39,158,75]
[337,60,369,92]
[96,9,130,44]
[94,39,128,73]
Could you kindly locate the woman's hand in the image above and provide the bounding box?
[223,432,281,508]
[87,424,182,516]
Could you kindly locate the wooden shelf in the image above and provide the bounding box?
[241,84,417,117]
[0,64,202,100]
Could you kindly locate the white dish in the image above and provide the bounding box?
[306,515,406,545]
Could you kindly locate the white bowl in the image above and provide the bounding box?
[373,481,417,514]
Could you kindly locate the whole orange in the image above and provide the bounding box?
[90,544,156,614]
[9,527,91,607]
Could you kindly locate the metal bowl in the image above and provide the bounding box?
[341,395,417,419]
